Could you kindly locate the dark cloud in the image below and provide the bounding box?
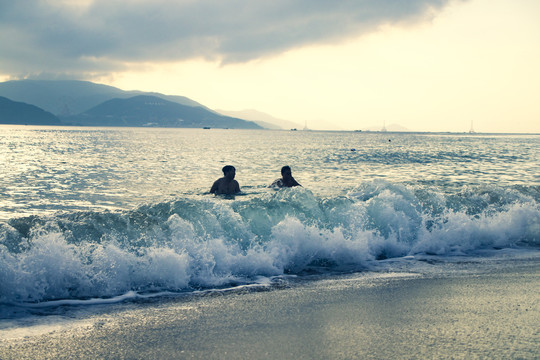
[0,0,458,78]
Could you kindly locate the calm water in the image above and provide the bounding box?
[0,126,539,304]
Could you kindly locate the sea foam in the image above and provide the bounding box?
[1,180,538,304]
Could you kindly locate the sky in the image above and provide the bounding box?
[1,0,539,132]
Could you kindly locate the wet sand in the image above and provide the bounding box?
[1,259,539,360]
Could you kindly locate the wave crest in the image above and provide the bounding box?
[1,181,538,303]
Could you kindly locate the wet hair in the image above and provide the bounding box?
[281,165,291,175]
[222,165,235,174]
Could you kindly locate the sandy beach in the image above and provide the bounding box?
[1,256,539,360]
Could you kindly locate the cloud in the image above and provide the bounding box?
[0,0,457,78]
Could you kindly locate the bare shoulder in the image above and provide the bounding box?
[210,177,224,193]
[214,177,225,185]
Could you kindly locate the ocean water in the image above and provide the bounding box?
[0,126,539,308]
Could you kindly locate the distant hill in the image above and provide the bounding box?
[0,96,62,125]
[0,80,208,116]
[62,95,262,129]
[216,109,302,130]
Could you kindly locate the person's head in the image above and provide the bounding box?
[281,165,292,180]
[222,165,236,179]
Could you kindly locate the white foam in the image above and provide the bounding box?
[1,182,538,304]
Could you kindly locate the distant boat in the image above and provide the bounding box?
[290,128,297,131]
[469,120,475,134]
[203,126,211,129]
[303,121,310,131]
[381,120,387,132]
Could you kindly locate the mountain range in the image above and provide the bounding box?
[0,80,207,116]
[0,80,411,131]
[64,95,261,129]
[216,109,302,130]
[0,80,261,129]
[0,96,62,125]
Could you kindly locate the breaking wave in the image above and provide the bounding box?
[1,180,538,304]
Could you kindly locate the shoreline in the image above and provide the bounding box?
[2,124,540,135]
[1,255,539,360]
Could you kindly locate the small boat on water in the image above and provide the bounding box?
[469,120,475,134]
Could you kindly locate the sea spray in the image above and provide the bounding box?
[1,181,538,304]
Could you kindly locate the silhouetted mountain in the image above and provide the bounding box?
[217,109,302,130]
[0,96,62,125]
[0,80,208,116]
[63,95,262,129]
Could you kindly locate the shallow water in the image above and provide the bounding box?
[0,126,539,305]
[1,254,538,360]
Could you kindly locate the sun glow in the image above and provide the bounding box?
[105,0,540,132]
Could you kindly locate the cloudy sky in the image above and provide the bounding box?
[1,0,539,132]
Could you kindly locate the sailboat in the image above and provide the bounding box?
[303,121,310,131]
[381,120,387,132]
[469,120,475,134]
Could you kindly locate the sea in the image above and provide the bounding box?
[0,126,539,318]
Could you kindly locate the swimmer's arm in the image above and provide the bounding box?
[269,179,282,188]
[210,180,219,193]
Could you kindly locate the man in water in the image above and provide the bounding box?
[270,165,301,188]
[210,165,241,195]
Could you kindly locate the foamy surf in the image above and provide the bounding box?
[1,181,538,305]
